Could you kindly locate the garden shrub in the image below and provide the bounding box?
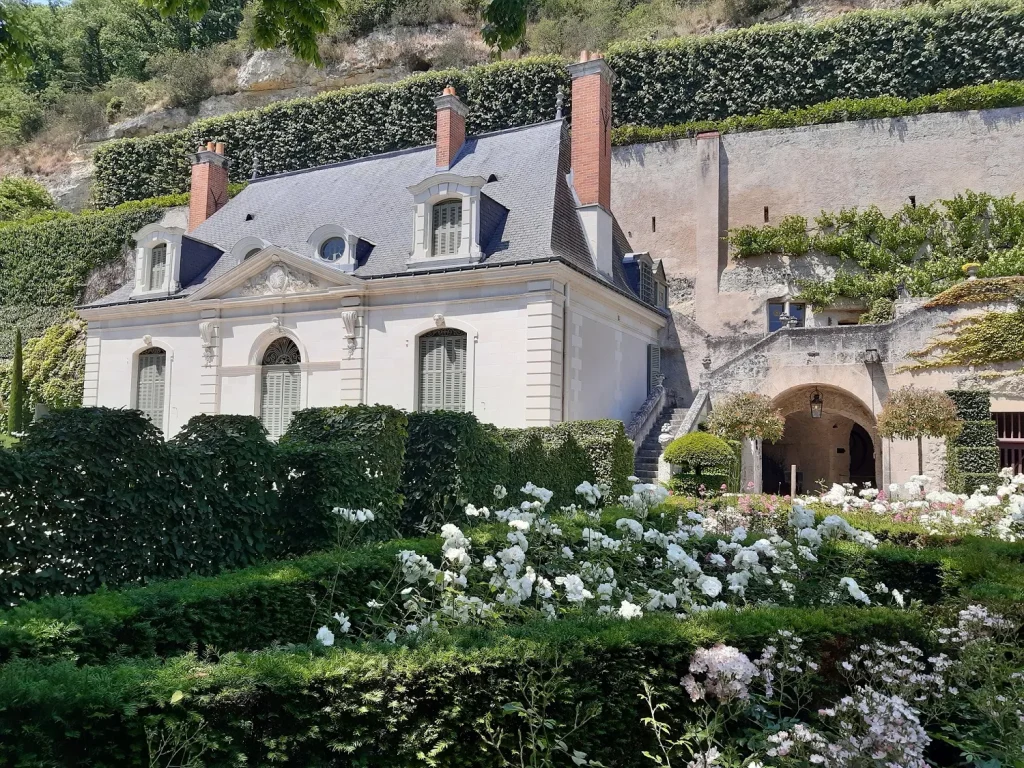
[668,473,731,497]
[946,389,1001,493]
[663,432,735,474]
[400,410,509,532]
[93,3,1024,206]
[553,419,634,497]
[281,405,409,528]
[0,607,928,766]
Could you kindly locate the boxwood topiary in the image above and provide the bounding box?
[663,432,736,475]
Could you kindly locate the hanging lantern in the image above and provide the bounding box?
[810,388,823,419]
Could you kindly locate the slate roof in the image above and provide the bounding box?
[87,119,652,309]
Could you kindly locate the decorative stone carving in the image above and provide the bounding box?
[142,334,152,347]
[341,310,357,338]
[240,264,319,296]
[199,321,219,366]
[433,313,445,328]
[271,316,281,329]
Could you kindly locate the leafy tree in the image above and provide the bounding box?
[7,325,22,433]
[0,177,55,222]
[0,0,34,75]
[705,392,785,443]
[877,385,962,475]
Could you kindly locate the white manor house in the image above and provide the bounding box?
[82,52,1024,490]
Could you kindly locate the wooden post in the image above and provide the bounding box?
[790,464,797,497]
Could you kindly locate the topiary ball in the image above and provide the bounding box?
[663,431,735,474]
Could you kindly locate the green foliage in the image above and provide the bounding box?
[401,410,510,532]
[728,215,810,258]
[858,297,895,325]
[667,473,731,496]
[945,390,999,493]
[612,80,1024,146]
[95,2,1024,206]
[704,392,785,442]
[92,58,569,207]
[6,327,22,433]
[663,432,735,474]
[0,83,42,147]
[0,178,55,222]
[0,606,929,765]
[0,313,87,414]
[877,386,962,441]
[280,405,409,536]
[927,275,1024,306]
[554,419,634,497]
[909,307,1024,369]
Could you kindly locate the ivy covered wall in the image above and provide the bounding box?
[93,2,1024,207]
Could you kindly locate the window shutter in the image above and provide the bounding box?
[149,244,167,290]
[419,334,445,411]
[432,201,462,257]
[647,344,661,395]
[444,333,467,412]
[640,262,654,304]
[261,369,283,439]
[136,349,166,431]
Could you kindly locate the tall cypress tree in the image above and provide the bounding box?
[8,327,23,434]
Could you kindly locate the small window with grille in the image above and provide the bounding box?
[432,200,463,257]
[640,262,655,305]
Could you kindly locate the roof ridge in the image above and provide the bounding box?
[249,118,566,185]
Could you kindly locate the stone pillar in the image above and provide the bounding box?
[694,132,723,329]
[525,280,564,426]
[740,437,762,493]
[340,303,365,405]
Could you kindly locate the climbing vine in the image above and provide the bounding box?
[905,307,1024,371]
[728,192,1024,322]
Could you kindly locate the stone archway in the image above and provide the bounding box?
[761,384,881,495]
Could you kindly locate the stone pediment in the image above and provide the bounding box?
[233,263,321,297]
[188,247,363,302]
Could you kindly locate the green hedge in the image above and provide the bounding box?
[93,3,1024,207]
[668,473,731,496]
[400,410,510,532]
[555,419,635,497]
[611,79,1024,145]
[946,389,1000,492]
[281,405,409,533]
[0,607,928,767]
[0,538,439,666]
[0,409,400,604]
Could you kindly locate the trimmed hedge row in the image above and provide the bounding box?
[93,3,1024,206]
[946,389,1001,492]
[611,80,1024,145]
[0,607,928,767]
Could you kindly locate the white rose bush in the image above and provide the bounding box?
[317,479,892,644]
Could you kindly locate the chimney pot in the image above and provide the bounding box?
[434,87,468,169]
[215,141,225,154]
[206,141,215,151]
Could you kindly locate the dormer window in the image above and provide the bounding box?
[132,224,184,298]
[640,261,654,304]
[148,244,167,290]
[319,237,347,262]
[432,200,462,257]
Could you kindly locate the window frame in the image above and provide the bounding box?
[134,346,167,434]
[431,199,464,258]
[418,328,468,412]
[318,236,347,263]
[258,337,303,440]
[768,300,807,332]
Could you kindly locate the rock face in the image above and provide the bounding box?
[237,49,324,92]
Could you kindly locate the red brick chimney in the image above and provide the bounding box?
[188,141,231,232]
[434,85,467,169]
[569,51,616,279]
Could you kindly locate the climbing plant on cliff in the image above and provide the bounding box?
[0,314,86,416]
[877,386,962,475]
[729,192,1024,322]
[906,306,1024,372]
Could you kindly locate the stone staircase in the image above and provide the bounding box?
[634,406,688,483]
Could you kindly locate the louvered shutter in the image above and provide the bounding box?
[444,333,466,412]
[419,334,445,411]
[432,201,462,257]
[261,368,301,440]
[647,344,661,395]
[136,349,166,431]
[281,368,300,432]
[149,244,167,290]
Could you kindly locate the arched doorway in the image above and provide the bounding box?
[260,337,301,439]
[762,384,879,493]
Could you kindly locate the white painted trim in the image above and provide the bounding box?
[307,223,361,272]
[229,236,272,265]
[409,317,478,413]
[130,340,174,437]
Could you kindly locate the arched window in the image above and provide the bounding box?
[431,200,462,257]
[136,347,166,430]
[418,328,466,412]
[260,337,301,440]
[319,237,346,262]
[243,247,262,261]
[148,244,167,290]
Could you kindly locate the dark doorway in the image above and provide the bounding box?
[848,423,875,488]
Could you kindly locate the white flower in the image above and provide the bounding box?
[493,485,507,500]
[617,600,643,620]
[555,574,593,603]
[696,575,723,599]
[333,612,351,634]
[316,625,335,646]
